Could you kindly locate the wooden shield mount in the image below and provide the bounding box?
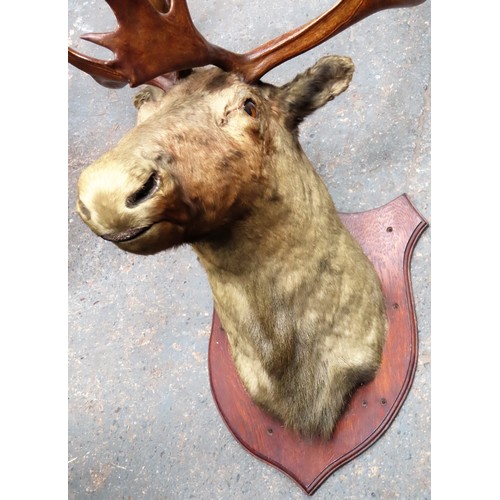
[208,194,428,495]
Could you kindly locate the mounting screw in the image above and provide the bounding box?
[386,226,393,232]
[381,398,387,405]
[267,428,273,435]
[392,303,399,310]
[362,400,368,407]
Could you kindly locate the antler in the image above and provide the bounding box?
[68,0,235,88]
[239,0,426,82]
[68,0,425,88]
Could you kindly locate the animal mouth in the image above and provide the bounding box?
[101,225,153,243]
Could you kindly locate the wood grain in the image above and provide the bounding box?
[208,194,428,495]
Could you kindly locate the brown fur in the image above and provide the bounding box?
[76,55,387,439]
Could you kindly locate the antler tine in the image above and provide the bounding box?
[68,46,129,88]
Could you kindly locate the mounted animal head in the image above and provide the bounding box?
[70,0,424,253]
[70,0,425,440]
[76,56,356,254]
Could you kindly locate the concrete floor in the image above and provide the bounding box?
[68,0,430,498]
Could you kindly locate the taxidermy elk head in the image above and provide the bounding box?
[69,0,425,439]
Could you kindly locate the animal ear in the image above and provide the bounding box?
[134,70,194,124]
[134,85,166,111]
[279,55,354,128]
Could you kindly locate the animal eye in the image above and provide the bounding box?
[243,99,258,118]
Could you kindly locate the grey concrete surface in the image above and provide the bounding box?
[68,0,430,498]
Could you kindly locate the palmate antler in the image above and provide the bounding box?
[68,0,425,89]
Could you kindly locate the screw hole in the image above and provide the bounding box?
[386,226,393,232]
[381,398,387,405]
[267,428,273,435]
[392,303,399,310]
[362,400,368,407]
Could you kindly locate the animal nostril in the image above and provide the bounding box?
[77,199,91,220]
[126,172,159,208]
